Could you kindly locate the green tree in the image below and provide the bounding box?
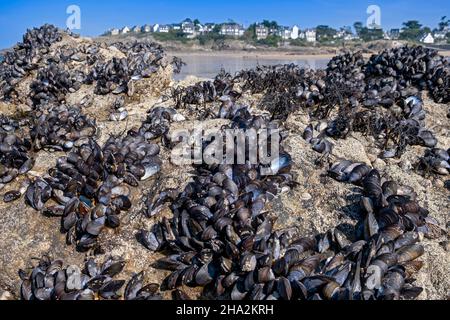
[400,20,423,40]
[257,34,281,47]
[212,24,222,34]
[193,19,201,26]
[438,16,449,31]
[243,23,257,41]
[316,25,337,42]
[354,22,364,36]
[261,20,279,30]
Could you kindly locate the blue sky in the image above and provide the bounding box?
[0,0,448,48]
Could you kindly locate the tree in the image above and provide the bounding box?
[212,24,222,34]
[399,20,433,41]
[353,21,383,42]
[400,20,423,40]
[354,22,364,36]
[193,19,201,26]
[261,20,279,30]
[438,16,450,31]
[243,23,257,41]
[316,25,337,42]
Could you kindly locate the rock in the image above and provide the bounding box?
[301,193,312,201]
[373,158,386,170]
[433,179,445,188]
[400,159,413,171]
[440,241,450,252]
[0,290,14,300]
[332,136,371,165]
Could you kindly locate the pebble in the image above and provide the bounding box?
[0,290,14,300]
[440,241,450,252]
[422,179,433,188]
[399,159,413,171]
[433,179,444,188]
[373,159,386,170]
[301,192,312,201]
[367,154,377,163]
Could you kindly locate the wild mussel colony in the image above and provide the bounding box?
[133,45,448,300]
[0,25,448,300]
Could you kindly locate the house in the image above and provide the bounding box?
[434,30,448,41]
[255,24,269,40]
[278,27,292,40]
[305,29,317,42]
[334,29,347,39]
[203,23,216,33]
[291,25,300,40]
[421,33,435,44]
[121,26,130,34]
[389,29,400,40]
[172,24,181,31]
[196,24,205,33]
[153,24,160,32]
[220,24,245,37]
[182,21,196,36]
[110,28,120,36]
[142,24,152,33]
[344,34,359,41]
[158,25,171,33]
[132,25,141,33]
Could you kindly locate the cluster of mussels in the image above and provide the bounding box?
[171,69,237,109]
[30,104,97,151]
[0,115,33,188]
[364,46,450,104]
[0,24,64,101]
[19,256,162,300]
[137,106,186,144]
[25,130,161,251]
[237,65,328,120]
[0,25,170,192]
[324,95,438,158]
[137,101,297,298]
[30,61,85,108]
[86,42,167,95]
[417,148,450,176]
[136,94,432,300]
[109,96,128,122]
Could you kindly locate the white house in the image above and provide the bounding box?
[110,28,120,36]
[142,24,152,33]
[278,27,292,40]
[305,29,317,43]
[291,25,300,40]
[182,21,196,36]
[344,34,359,41]
[153,24,160,32]
[121,26,130,34]
[132,25,141,33]
[172,24,181,31]
[203,23,216,33]
[434,30,448,41]
[421,33,435,44]
[255,24,269,40]
[159,25,171,33]
[220,24,245,37]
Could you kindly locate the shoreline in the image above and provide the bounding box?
[167,49,450,59]
[167,50,337,60]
